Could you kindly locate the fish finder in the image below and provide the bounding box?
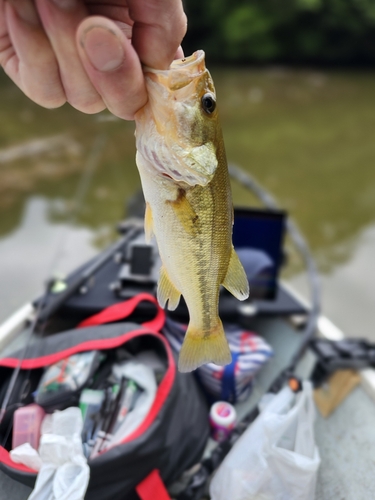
[232,207,286,301]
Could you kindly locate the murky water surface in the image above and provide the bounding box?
[0,67,374,339]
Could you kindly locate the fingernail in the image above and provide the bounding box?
[50,0,77,10]
[82,26,124,72]
[7,0,40,26]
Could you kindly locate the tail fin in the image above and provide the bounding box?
[178,320,231,373]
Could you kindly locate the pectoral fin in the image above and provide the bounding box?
[222,247,249,301]
[157,266,181,311]
[144,202,154,243]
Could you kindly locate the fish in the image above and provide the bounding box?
[134,50,249,372]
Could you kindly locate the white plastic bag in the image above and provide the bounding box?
[10,443,43,471]
[210,381,320,500]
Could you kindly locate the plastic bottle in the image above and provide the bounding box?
[209,401,236,442]
[12,404,45,450]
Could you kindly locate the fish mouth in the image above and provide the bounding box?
[170,50,205,71]
[144,51,206,90]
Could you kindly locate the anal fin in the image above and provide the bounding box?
[222,246,250,301]
[144,202,154,243]
[157,266,181,311]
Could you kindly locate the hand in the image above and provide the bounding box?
[0,0,187,119]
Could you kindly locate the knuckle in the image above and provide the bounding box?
[179,12,188,38]
[35,94,67,109]
[63,81,105,114]
[0,51,15,70]
[25,86,67,109]
[109,109,135,121]
[106,99,141,121]
[67,95,106,114]
[109,95,147,121]
[0,34,12,65]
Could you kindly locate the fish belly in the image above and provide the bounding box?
[137,160,230,371]
[137,154,248,371]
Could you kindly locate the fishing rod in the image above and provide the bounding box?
[0,133,107,430]
[37,224,142,323]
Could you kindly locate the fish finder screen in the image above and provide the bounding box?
[232,208,286,300]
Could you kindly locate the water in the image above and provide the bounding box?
[0,67,374,340]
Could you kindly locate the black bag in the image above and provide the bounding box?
[0,294,210,500]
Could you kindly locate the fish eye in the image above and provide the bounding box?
[201,93,216,115]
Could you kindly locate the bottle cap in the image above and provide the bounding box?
[210,401,236,427]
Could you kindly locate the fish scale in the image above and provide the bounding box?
[135,50,249,372]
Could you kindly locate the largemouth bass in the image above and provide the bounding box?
[134,50,249,372]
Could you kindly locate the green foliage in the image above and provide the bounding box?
[296,0,322,11]
[223,5,278,60]
[183,0,375,63]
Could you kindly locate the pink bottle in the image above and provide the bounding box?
[12,404,45,450]
[209,401,236,443]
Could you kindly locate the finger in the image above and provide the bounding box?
[35,0,105,113]
[77,16,147,120]
[127,0,187,69]
[86,1,133,39]
[0,0,15,70]
[175,46,184,60]
[2,0,66,108]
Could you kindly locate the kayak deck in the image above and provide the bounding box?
[316,386,375,500]
[0,306,374,499]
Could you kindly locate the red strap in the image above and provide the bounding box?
[136,469,171,500]
[77,293,165,332]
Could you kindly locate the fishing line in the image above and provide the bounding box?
[0,133,107,434]
[46,133,107,279]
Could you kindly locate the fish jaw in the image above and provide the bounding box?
[134,51,219,187]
